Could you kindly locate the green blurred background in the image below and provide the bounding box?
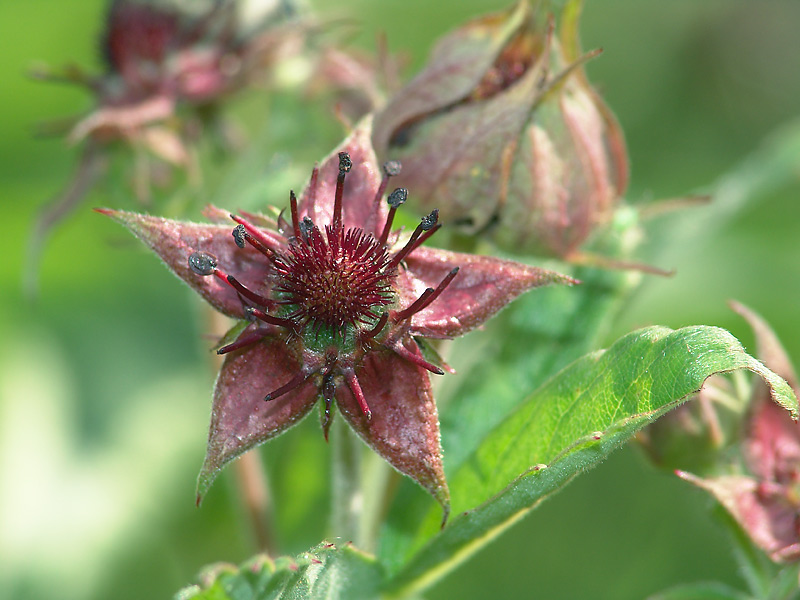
[1,1,799,598]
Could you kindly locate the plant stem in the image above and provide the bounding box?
[358,451,392,552]
[233,451,276,554]
[330,414,363,543]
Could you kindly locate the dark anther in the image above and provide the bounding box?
[383,160,402,177]
[188,251,218,276]
[299,216,314,242]
[387,188,408,208]
[338,152,352,173]
[334,154,350,231]
[386,209,440,270]
[232,224,247,248]
[380,188,410,245]
[421,209,439,231]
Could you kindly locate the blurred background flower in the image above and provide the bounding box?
[24,0,391,297]
[1,1,799,599]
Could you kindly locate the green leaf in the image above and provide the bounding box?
[177,543,384,600]
[438,262,636,471]
[380,259,637,567]
[382,325,797,596]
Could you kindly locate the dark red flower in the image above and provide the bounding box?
[99,119,577,518]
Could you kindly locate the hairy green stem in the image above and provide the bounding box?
[330,415,363,543]
[358,451,393,552]
[233,451,276,555]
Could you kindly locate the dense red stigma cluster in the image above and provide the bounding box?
[188,152,458,437]
[272,223,394,333]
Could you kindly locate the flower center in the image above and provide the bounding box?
[273,223,396,333]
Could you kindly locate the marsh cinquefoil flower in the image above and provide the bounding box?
[99,121,576,516]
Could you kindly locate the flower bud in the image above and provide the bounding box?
[638,375,746,475]
[661,302,800,564]
[373,0,628,258]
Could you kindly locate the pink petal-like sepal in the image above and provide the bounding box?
[97,208,280,319]
[197,337,319,503]
[403,246,578,339]
[730,301,798,391]
[298,117,388,235]
[676,471,800,563]
[336,349,449,517]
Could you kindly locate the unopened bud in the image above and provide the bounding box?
[373,0,628,258]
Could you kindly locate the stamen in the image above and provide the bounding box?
[379,187,408,246]
[373,160,402,207]
[407,223,442,255]
[388,340,445,375]
[386,209,439,270]
[230,214,279,255]
[289,190,301,241]
[245,306,296,330]
[189,254,277,315]
[393,288,433,322]
[226,274,275,309]
[229,224,280,267]
[213,270,230,287]
[321,372,336,442]
[264,370,312,402]
[188,251,217,275]
[345,370,371,420]
[188,252,243,296]
[361,312,389,340]
[333,152,352,232]
[393,267,459,321]
[216,327,270,355]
